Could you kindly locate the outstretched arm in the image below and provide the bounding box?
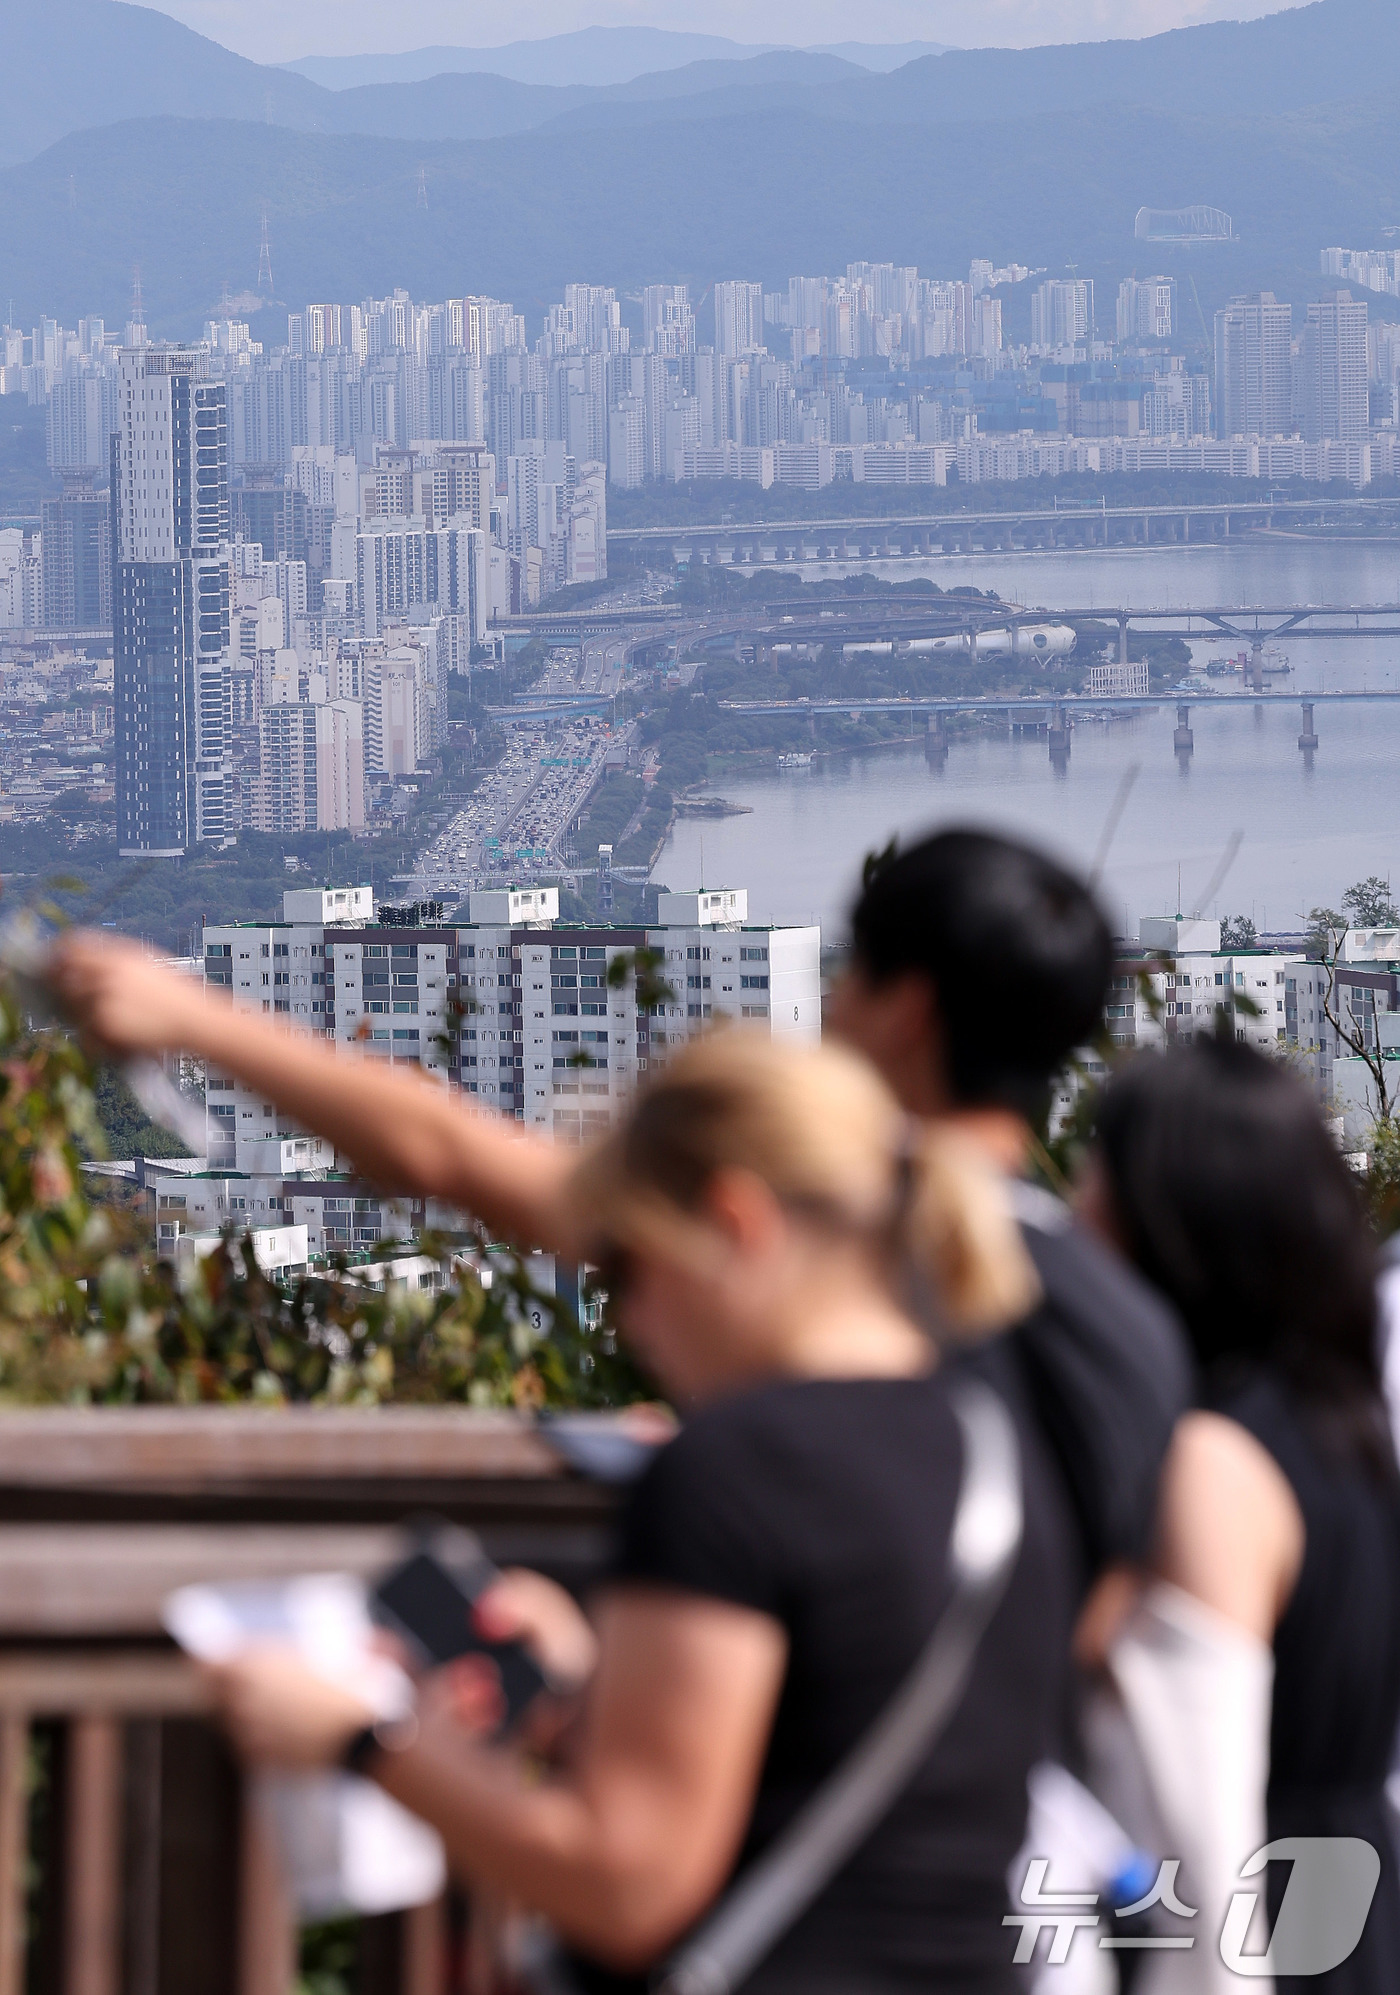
[48,932,571,1248]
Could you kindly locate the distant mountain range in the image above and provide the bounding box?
[5,0,1399,167]
[277,29,953,92]
[0,0,1398,340]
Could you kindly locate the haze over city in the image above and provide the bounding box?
[6,6,1400,1995]
[154,0,1293,61]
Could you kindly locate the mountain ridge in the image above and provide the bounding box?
[0,0,1392,169]
[5,91,1397,339]
[277,32,952,91]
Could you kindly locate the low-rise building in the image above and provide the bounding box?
[1104,916,1304,1060]
[1089,915,1400,1146]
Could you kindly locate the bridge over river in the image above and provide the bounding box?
[607,496,1400,563]
[717,688,1400,765]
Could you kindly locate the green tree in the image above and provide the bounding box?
[1314,918,1400,1129]
[90,1066,190,1161]
[1342,877,1400,928]
[1306,906,1346,954]
[1221,915,1258,950]
[1363,1117,1400,1238]
[0,972,640,1409]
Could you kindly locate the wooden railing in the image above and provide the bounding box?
[0,1409,615,1995]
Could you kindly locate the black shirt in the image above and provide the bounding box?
[569,1370,1077,1995]
[968,1187,1193,1592]
[1215,1365,1400,1994]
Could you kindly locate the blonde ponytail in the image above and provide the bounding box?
[568,1032,1038,1341]
[903,1124,1040,1339]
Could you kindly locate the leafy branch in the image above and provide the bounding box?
[606,946,676,1013]
[0,971,641,1409]
[1317,928,1399,1128]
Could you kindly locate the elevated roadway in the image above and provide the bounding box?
[607,496,1400,560]
[498,600,1400,647]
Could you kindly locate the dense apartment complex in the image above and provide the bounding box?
[152,884,822,1265]
[10,249,1400,669]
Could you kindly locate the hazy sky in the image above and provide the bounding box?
[156,0,1295,64]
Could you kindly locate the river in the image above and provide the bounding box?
[654,537,1400,941]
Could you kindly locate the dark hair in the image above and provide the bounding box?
[850,828,1113,1117]
[1095,1039,1387,1469]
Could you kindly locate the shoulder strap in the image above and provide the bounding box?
[654,1380,1023,1995]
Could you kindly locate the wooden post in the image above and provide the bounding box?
[0,1716,28,1995]
[64,1717,122,1995]
[237,1784,296,1995]
[124,1719,162,1995]
[402,1897,447,1995]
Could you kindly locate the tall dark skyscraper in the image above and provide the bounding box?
[113,346,233,855]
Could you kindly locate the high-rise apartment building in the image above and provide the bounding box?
[41,480,110,630]
[1116,276,1175,343]
[255,697,364,833]
[415,443,495,534]
[198,887,819,1169]
[349,521,487,643]
[563,285,625,355]
[112,346,233,855]
[46,373,118,474]
[180,886,822,1271]
[455,885,821,1130]
[607,397,647,489]
[1030,280,1094,352]
[970,296,1003,360]
[1299,290,1368,444]
[1214,292,1293,439]
[714,282,764,357]
[642,285,695,357]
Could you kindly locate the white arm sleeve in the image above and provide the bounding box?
[1097,1581,1274,1995]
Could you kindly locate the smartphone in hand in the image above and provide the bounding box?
[371,1528,548,1734]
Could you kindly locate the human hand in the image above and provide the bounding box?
[47,932,206,1058]
[418,1569,599,1752]
[474,1568,599,1692]
[205,1645,376,1770]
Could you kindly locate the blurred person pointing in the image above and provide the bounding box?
[50,828,1188,1590]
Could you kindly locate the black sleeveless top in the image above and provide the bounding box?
[1212,1366,1400,1993]
[568,1370,1078,1994]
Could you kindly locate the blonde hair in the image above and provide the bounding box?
[567,1031,1038,1339]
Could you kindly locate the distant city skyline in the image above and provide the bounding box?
[150,0,1293,65]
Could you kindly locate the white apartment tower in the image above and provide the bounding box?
[1214,292,1293,439]
[714,282,765,357]
[457,886,821,1134]
[1030,280,1094,352]
[1299,290,1369,444]
[255,699,364,833]
[1116,277,1175,343]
